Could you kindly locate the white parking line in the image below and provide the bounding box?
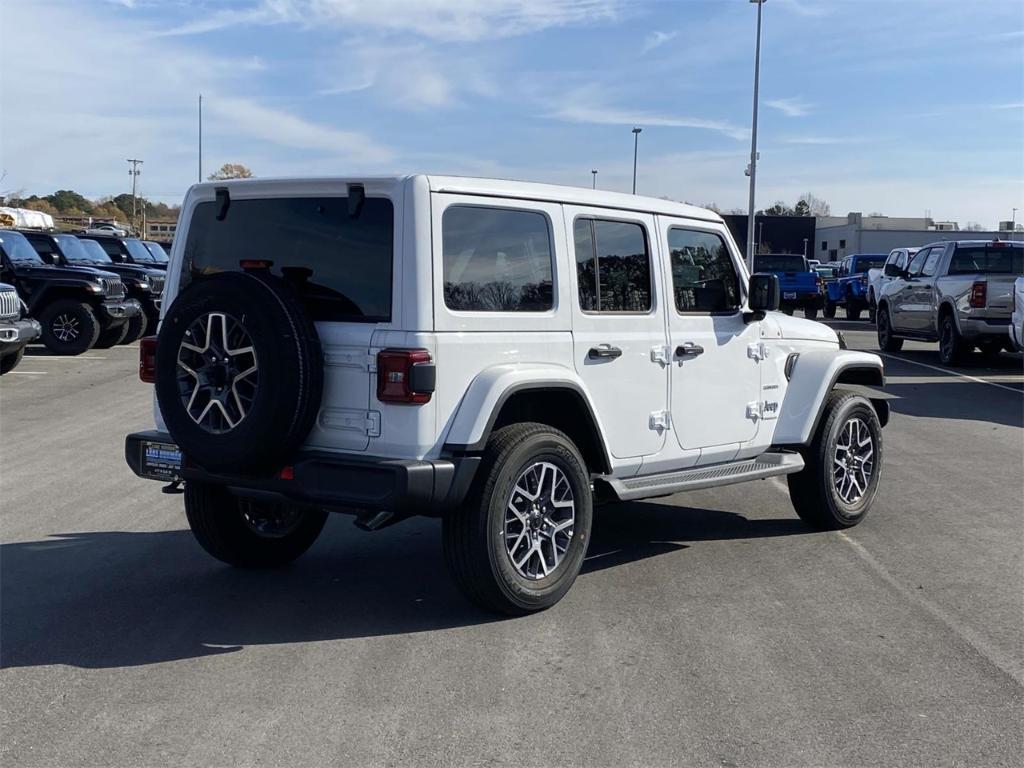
[27,356,107,361]
[877,352,1023,395]
[11,371,47,375]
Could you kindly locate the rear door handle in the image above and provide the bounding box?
[588,344,622,360]
[675,343,705,358]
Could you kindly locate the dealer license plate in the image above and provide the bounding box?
[140,440,182,481]
[783,291,797,300]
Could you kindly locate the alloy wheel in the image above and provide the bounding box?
[52,313,81,342]
[176,312,259,434]
[504,461,576,580]
[833,417,875,505]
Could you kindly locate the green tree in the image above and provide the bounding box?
[46,189,94,214]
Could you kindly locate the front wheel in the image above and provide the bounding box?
[443,423,593,615]
[0,347,25,375]
[184,482,328,568]
[788,390,883,530]
[94,322,129,349]
[37,300,100,355]
[122,311,149,344]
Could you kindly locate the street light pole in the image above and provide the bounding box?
[1013,207,1018,233]
[126,158,143,233]
[592,170,598,189]
[746,0,766,270]
[631,127,642,194]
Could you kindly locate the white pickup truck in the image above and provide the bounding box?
[867,248,918,323]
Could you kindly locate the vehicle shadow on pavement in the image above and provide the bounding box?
[0,506,810,670]
[883,378,1023,429]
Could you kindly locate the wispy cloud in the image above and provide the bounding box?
[553,103,748,141]
[782,136,844,146]
[642,30,677,54]
[991,102,1024,110]
[765,97,812,117]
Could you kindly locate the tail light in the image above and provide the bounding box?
[816,275,824,292]
[376,348,434,404]
[859,274,868,285]
[139,335,157,382]
[969,281,987,308]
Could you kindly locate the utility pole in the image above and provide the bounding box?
[631,127,642,194]
[126,158,143,233]
[1013,207,1018,233]
[591,169,598,189]
[198,93,203,182]
[746,0,767,270]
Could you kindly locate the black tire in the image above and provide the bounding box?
[0,347,25,375]
[824,300,837,319]
[867,292,876,324]
[804,305,818,320]
[122,311,149,344]
[155,271,323,474]
[443,422,593,615]
[185,482,327,568]
[938,313,970,366]
[782,306,794,316]
[846,304,862,321]
[37,300,100,355]
[94,322,129,349]
[788,390,883,530]
[876,305,903,352]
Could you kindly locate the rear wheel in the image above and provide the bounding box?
[824,300,837,319]
[876,305,903,352]
[804,305,818,320]
[788,390,882,530]
[938,313,970,366]
[443,422,593,615]
[868,291,877,323]
[184,482,328,568]
[846,303,862,321]
[37,300,100,355]
[94,322,129,349]
[0,347,25,375]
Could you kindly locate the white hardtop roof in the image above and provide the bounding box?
[189,174,723,224]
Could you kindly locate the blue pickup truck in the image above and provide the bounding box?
[824,253,888,320]
[753,254,824,318]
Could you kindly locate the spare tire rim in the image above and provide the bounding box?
[53,313,80,342]
[833,416,874,505]
[176,311,258,434]
[504,461,575,580]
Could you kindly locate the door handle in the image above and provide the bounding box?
[675,343,705,358]
[588,344,622,360]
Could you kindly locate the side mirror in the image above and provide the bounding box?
[748,273,780,317]
[883,263,903,278]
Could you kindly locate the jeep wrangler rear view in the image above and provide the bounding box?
[126,176,889,614]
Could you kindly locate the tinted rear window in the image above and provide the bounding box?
[853,256,886,271]
[754,255,806,272]
[183,196,394,322]
[948,246,1024,275]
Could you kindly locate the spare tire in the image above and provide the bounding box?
[155,271,323,474]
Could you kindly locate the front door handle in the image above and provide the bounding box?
[588,344,622,360]
[675,343,705,358]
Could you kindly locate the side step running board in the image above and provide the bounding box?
[605,451,804,502]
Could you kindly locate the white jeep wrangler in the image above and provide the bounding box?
[126,175,888,614]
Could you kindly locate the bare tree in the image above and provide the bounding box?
[208,163,254,181]
[799,192,831,217]
[964,221,985,231]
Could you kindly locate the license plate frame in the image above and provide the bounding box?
[139,440,183,481]
[783,291,797,300]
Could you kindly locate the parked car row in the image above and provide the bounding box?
[0,227,168,362]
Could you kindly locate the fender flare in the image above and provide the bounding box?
[441,363,611,467]
[772,349,886,446]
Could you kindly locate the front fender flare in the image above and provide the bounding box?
[773,349,885,445]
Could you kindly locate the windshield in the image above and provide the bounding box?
[143,241,169,262]
[754,255,807,272]
[949,245,1024,275]
[0,231,46,265]
[77,238,114,263]
[853,256,887,271]
[123,238,157,263]
[55,234,102,264]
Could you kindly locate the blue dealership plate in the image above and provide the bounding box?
[140,440,183,481]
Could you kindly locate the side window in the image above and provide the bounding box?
[896,252,906,270]
[97,240,121,259]
[907,249,929,276]
[667,228,740,313]
[442,206,554,312]
[574,218,651,313]
[921,247,942,277]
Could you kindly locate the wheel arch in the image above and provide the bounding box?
[442,365,612,475]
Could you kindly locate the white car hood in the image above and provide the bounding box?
[768,312,840,344]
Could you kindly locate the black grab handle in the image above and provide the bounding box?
[588,345,623,360]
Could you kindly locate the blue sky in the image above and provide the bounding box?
[2,0,1022,227]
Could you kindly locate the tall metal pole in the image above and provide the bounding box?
[198,94,203,182]
[631,127,642,194]
[591,170,598,189]
[126,158,143,232]
[746,0,766,270]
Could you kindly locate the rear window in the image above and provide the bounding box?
[754,255,806,273]
[948,245,1024,275]
[183,196,394,322]
[853,256,886,271]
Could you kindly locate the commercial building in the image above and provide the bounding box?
[816,212,1020,261]
[145,220,177,242]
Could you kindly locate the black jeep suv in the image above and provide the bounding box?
[0,230,140,354]
[78,233,167,271]
[19,230,164,343]
[0,281,41,374]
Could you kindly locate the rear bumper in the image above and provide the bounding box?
[960,315,1011,340]
[125,430,479,518]
[779,293,823,307]
[0,318,41,347]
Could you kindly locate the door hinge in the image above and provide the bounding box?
[747,342,768,361]
[649,410,671,431]
[650,345,671,365]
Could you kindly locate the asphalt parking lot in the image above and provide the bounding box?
[1,324,1022,767]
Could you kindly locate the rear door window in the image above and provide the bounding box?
[183,196,394,322]
[574,218,652,313]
